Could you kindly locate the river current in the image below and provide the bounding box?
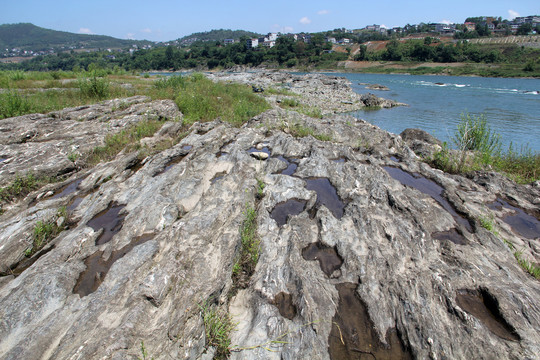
[334,73,540,152]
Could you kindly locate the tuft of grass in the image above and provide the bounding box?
[503,239,540,280]
[256,178,265,200]
[231,202,261,294]
[200,301,236,359]
[27,207,67,256]
[138,341,154,360]
[0,173,40,204]
[281,122,332,141]
[278,98,323,119]
[266,87,297,96]
[87,119,164,164]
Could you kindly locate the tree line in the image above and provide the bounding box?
[1,35,538,72]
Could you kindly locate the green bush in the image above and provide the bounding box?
[453,113,501,154]
[78,72,110,99]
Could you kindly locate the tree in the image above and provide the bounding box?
[475,24,491,37]
[516,23,533,36]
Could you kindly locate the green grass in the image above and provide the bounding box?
[281,121,332,141]
[27,207,67,256]
[265,87,297,96]
[175,73,270,126]
[0,91,34,119]
[87,119,165,165]
[199,301,236,359]
[503,239,540,280]
[278,98,323,119]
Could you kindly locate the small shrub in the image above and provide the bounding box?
[78,72,110,99]
[452,112,501,155]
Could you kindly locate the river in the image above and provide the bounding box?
[331,73,540,152]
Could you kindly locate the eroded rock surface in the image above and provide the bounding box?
[207,71,406,115]
[0,73,538,360]
[0,95,180,187]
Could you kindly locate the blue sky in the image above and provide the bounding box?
[1,1,539,42]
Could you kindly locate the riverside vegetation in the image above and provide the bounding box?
[429,113,539,184]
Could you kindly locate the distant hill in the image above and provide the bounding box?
[0,23,153,51]
[177,29,261,45]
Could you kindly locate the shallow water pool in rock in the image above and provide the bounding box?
[275,155,298,176]
[384,166,472,232]
[302,242,343,277]
[51,178,84,199]
[305,178,345,219]
[73,233,155,297]
[87,203,126,245]
[432,228,468,245]
[273,292,296,320]
[456,288,519,341]
[270,199,307,227]
[488,198,540,239]
[328,282,412,360]
[0,245,55,277]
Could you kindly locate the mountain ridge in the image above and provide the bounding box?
[0,23,153,52]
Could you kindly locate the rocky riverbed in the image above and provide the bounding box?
[0,72,539,360]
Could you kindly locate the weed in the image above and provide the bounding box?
[265,87,296,96]
[175,73,269,126]
[256,178,265,199]
[28,207,66,256]
[279,98,300,108]
[428,114,539,184]
[67,152,79,162]
[0,173,39,204]
[138,341,154,360]
[199,301,236,359]
[478,215,496,233]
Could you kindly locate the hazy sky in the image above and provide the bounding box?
[2,1,539,41]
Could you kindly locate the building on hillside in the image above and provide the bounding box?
[514,16,540,26]
[339,38,351,44]
[260,40,276,48]
[326,37,337,44]
[224,39,235,45]
[246,38,259,48]
[464,22,476,31]
[365,24,381,31]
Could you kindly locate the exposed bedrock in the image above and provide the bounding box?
[0,74,538,360]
